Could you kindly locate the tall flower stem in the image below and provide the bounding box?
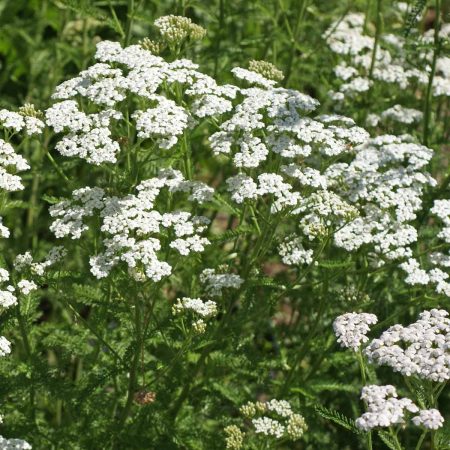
[415,430,427,450]
[357,350,372,450]
[213,0,225,79]
[282,0,309,86]
[124,0,135,46]
[423,0,441,146]
[369,0,383,79]
[16,306,37,427]
[112,295,146,449]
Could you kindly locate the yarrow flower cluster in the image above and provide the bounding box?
[0,335,11,357]
[14,246,67,277]
[0,106,44,135]
[200,268,243,296]
[329,134,435,263]
[0,435,32,449]
[401,199,450,298]
[0,139,31,237]
[325,11,450,110]
[45,39,238,165]
[379,105,423,125]
[224,425,244,450]
[365,309,450,382]
[333,312,378,351]
[229,399,307,446]
[278,236,314,266]
[0,268,17,309]
[411,408,444,430]
[49,170,211,281]
[0,11,447,447]
[355,385,419,431]
[172,297,218,333]
[356,385,445,432]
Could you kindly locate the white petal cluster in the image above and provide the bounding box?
[330,135,435,262]
[0,336,11,357]
[326,13,373,56]
[231,67,277,89]
[211,86,366,169]
[226,173,301,212]
[45,101,122,165]
[0,268,9,283]
[355,385,418,431]
[210,72,370,256]
[252,417,285,438]
[333,312,378,351]
[278,236,313,266]
[402,200,450,297]
[173,297,218,318]
[365,309,450,381]
[239,399,307,442]
[173,297,217,334]
[412,409,444,430]
[398,199,450,297]
[0,109,44,135]
[14,246,67,276]
[0,139,30,192]
[49,186,105,239]
[0,287,16,309]
[132,96,188,149]
[400,258,430,285]
[324,11,447,105]
[17,280,37,295]
[52,63,127,106]
[0,435,32,449]
[47,40,237,165]
[281,164,327,189]
[200,268,243,296]
[265,399,293,418]
[380,105,423,124]
[0,218,9,239]
[50,170,211,281]
[295,190,358,239]
[225,175,258,204]
[0,269,17,309]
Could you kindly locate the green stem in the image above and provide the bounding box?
[357,351,372,450]
[283,0,309,86]
[169,300,233,421]
[45,151,70,183]
[279,280,327,395]
[369,0,382,79]
[26,139,44,250]
[112,298,142,449]
[17,307,37,427]
[422,0,441,146]
[363,0,373,33]
[415,430,427,450]
[213,0,225,79]
[182,133,192,180]
[124,0,135,46]
[388,427,403,450]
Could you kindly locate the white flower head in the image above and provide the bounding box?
[333,312,378,351]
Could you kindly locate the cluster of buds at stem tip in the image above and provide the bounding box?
[154,15,207,47]
[18,103,44,119]
[248,60,284,82]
